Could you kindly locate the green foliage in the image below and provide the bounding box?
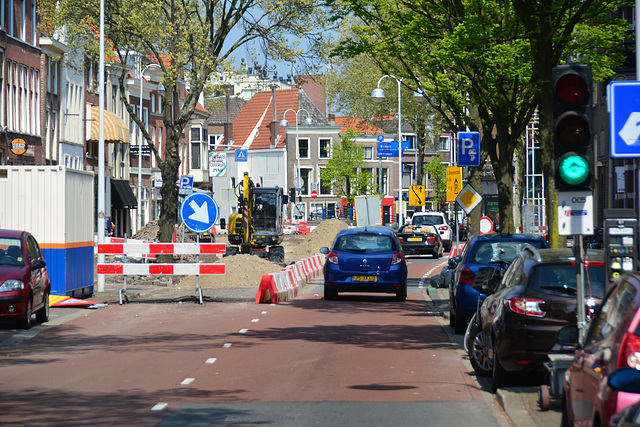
[425,153,447,204]
[320,131,372,203]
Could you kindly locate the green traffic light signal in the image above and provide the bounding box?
[558,154,590,186]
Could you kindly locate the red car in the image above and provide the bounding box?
[561,272,640,427]
[0,229,51,329]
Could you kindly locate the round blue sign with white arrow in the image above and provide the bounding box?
[180,192,219,234]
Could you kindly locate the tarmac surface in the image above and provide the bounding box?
[82,279,563,427]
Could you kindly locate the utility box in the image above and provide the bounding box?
[0,166,95,296]
[604,208,638,291]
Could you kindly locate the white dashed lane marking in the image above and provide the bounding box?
[181,378,195,385]
[206,358,217,364]
[418,261,447,288]
[151,403,168,411]
[223,343,232,348]
[239,329,249,334]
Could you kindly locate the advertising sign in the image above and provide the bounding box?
[209,152,227,177]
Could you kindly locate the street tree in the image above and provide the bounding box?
[425,153,447,209]
[320,131,373,203]
[330,0,628,239]
[40,0,337,242]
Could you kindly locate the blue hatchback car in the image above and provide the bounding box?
[321,226,408,301]
[449,234,548,334]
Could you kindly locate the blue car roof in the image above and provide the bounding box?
[336,226,396,236]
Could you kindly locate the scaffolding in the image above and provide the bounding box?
[522,111,547,234]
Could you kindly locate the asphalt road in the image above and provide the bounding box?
[0,253,556,426]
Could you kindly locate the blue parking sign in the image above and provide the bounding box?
[457,132,480,166]
[610,81,640,158]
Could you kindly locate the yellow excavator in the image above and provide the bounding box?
[224,172,287,264]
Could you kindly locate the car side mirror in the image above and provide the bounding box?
[608,368,640,393]
[448,257,458,269]
[320,247,330,255]
[556,325,579,349]
[31,260,46,270]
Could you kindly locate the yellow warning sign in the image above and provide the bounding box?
[446,167,462,202]
[409,185,426,206]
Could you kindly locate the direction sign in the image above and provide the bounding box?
[557,191,594,236]
[456,183,482,214]
[408,185,425,206]
[180,192,219,234]
[446,166,463,202]
[610,81,640,158]
[457,131,480,166]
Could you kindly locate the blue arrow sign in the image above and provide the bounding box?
[457,131,480,166]
[180,192,219,234]
[610,81,640,158]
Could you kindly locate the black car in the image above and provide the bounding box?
[397,224,444,258]
[468,246,605,392]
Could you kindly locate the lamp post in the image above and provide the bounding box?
[372,75,404,225]
[137,61,161,232]
[279,109,313,219]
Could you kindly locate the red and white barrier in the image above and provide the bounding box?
[256,252,326,304]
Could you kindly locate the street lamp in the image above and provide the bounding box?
[372,75,404,225]
[279,109,313,219]
[137,61,161,232]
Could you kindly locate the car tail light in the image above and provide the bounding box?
[391,252,404,265]
[507,298,546,317]
[459,266,475,285]
[426,236,435,242]
[439,225,449,231]
[327,252,339,265]
[617,333,640,369]
[399,237,405,242]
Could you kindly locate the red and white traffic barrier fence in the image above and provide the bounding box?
[256,253,326,304]
[97,242,226,304]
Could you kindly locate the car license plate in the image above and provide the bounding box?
[354,275,377,281]
[408,237,422,241]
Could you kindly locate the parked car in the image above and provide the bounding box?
[560,272,640,427]
[607,368,640,427]
[449,233,548,334]
[320,226,408,301]
[411,212,452,251]
[397,224,444,258]
[468,247,605,393]
[0,229,51,329]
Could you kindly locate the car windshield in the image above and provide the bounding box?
[335,233,396,253]
[413,215,443,226]
[530,264,606,299]
[0,237,25,266]
[470,240,545,264]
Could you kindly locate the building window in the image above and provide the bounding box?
[298,138,309,159]
[439,136,450,151]
[191,142,201,169]
[301,168,311,195]
[320,168,331,195]
[319,138,331,158]
[151,94,156,113]
[191,127,201,142]
[364,146,373,160]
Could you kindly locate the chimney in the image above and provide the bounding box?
[269,84,279,147]
[328,113,335,126]
[223,84,234,144]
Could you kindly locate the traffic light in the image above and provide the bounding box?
[552,64,594,191]
[289,187,296,203]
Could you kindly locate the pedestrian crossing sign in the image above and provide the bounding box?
[236,149,247,162]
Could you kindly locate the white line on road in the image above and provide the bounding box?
[223,343,232,348]
[151,403,168,411]
[251,319,260,323]
[181,378,195,385]
[239,329,249,334]
[206,358,217,364]
[418,261,447,288]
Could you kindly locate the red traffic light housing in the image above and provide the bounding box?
[552,64,594,191]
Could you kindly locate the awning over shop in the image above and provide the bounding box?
[111,179,137,209]
[88,105,130,143]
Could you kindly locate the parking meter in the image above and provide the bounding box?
[604,208,638,291]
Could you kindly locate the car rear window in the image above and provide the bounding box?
[530,264,605,299]
[470,240,546,264]
[335,234,397,253]
[412,215,444,226]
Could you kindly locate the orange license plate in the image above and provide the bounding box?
[408,237,422,241]
[354,275,377,281]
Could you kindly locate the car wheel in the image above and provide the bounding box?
[19,297,32,330]
[396,284,407,302]
[454,312,467,334]
[491,340,508,393]
[36,291,50,323]
[444,242,452,252]
[324,285,337,300]
[268,246,285,265]
[469,324,492,377]
[434,249,440,259]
